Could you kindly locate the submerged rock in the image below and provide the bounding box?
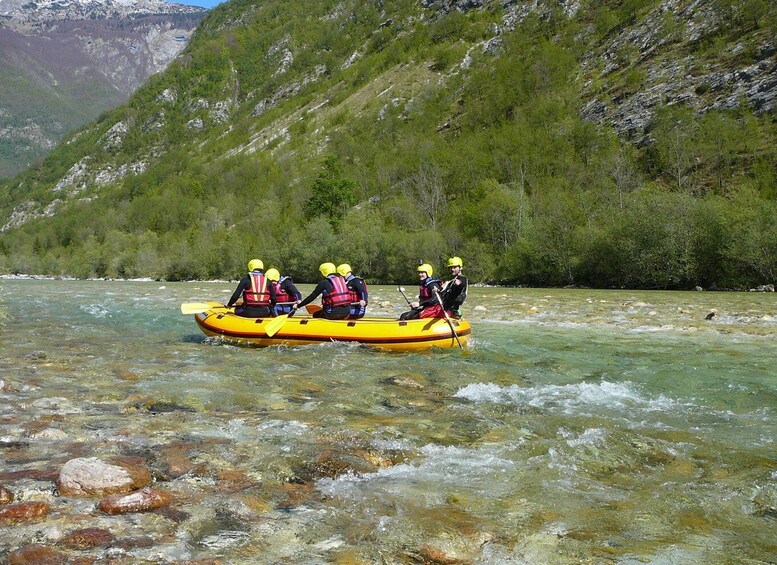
[7,544,67,564]
[60,527,114,549]
[0,501,50,523]
[98,487,173,514]
[139,400,197,413]
[57,457,152,496]
[381,375,426,390]
[0,484,14,504]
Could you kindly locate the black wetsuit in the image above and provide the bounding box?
[345,274,368,319]
[273,276,302,315]
[441,274,468,318]
[296,278,350,320]
[227,271,277,318]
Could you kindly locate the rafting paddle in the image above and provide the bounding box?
[397,285,413,307]
[305,304,322,315]
[180,302,228,315]
[432,288,463,350]
[264,313,290,337]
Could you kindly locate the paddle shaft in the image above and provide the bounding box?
[432,288,463,349]
[397,285,413,307]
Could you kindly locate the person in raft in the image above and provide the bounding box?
[226,259,277,318]
[399,262,445,320]
[440,256,468,319]
[265,267,302,316]
[290,262,352,320]
[337,263,368,319]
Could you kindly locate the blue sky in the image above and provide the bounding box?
[169,0,225,9]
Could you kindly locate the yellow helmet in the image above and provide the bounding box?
[248,259,264,271]
[336,263,352,277]
[447,256,463,268]
[319,262,336,277]
[417,263,433,277]
[265,268,280,281]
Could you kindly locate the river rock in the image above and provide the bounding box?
[0,484,14,503]
[753,482,777,517]
[30,428,69,441]
[157,442,200,479]
[98,487,173,514]
[7,544,67,565]
[381,375,425,390]
[60,527,115,549]
[309,448,378,479]
[215,469,259,493]
[0,501,50,522]
[277,481,315,509]
[57,457,152,496]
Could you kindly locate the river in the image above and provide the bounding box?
[1,279,775,563]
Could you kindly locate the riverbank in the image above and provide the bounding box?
[2,273,774,293]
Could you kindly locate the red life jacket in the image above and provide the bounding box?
[243,273,271,306]
[272,280,295,303]
[419,278,441,301]
[322,275,351,308]
[346,276,368,303]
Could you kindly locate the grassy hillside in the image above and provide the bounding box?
[0,57,119,178]
[0,0,775,288]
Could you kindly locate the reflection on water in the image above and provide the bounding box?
[1,279,776,563]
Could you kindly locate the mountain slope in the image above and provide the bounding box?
[0,0,775,288]
[0,0,206,178]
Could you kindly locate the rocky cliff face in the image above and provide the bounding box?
[0,0,205,178]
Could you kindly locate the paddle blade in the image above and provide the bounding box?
[305,304,322,315]
[181,302,220,315]
[264,314,289,337]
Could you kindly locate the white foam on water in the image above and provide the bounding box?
[256,419,310,438]
[199,530,251,550]
[454,381,680,416]
[80,303,111,318]
[316,443,516,502]
[562,427,608,447]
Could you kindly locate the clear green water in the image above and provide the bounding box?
[1,279,775,563]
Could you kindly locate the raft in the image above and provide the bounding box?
[192,302,470,352]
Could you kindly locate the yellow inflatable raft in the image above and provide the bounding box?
[192,303,470,352]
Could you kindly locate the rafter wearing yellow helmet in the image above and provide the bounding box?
[441,256,468,319]
[265,267,302,315]
[293,262,351,320]
[399,261,443,320]
[337,263,369,319]
[226,258,275,318]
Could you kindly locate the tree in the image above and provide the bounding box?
[607,147,642,209]
[303,156,357,228]
[401,163,448,230]
[471,179,523,251]
[698,111,741,193]
[652,106,698,192]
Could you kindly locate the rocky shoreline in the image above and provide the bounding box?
[1,273,774,292]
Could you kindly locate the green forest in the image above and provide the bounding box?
[0,0,775,289]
